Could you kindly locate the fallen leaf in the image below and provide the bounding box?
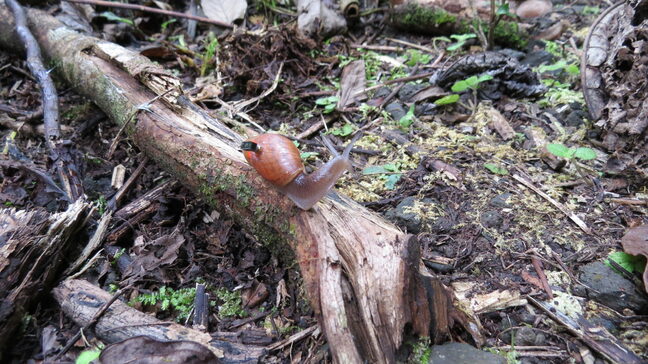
[621,225,648,293]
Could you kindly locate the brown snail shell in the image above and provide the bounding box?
[242,134,304,187]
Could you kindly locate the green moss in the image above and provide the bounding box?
[399,4,456,27]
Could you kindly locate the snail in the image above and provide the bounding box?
[241,133,359,210]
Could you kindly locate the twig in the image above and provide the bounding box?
[267,324,319,351]
[107,156,149,211]
[531,256,553,299]
[7,0,83,201]
[62,0,234,29]
[512,174,592,234]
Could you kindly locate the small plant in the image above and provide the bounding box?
[447,33,477,51]
[76,347,102,364]
[132,286,196,322]
[484,163,509,175]
[546,143,597,161]
[362,164,402,190]
[434,74,493,107]
[582,5,600,15]
[95,195,108,215]
[537,59,580,76]
[606,251,646,274]
[410,337,432,364]
[200,35,219,77]
[215,288,246,318]
[327,123,355,136]
[99,11,134,26]
[451,74,494,93]
[434,94,460,106]
[398,104,416,129]
[405,50,432,67]
[315,95,339,114]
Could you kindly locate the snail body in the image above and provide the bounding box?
[241,133,356,210]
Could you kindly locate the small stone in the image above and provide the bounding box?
[578,262,648,312]
[521,50,555,68]
[385,196,422,233]
[514,327,537,346]
[385,102,407,121]
[398,83,425,102]
[489,193,512,208]
[429,342,506,364]
[516,0,553,19]
[480,210,503,229]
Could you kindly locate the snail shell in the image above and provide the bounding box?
[242,134,304,187]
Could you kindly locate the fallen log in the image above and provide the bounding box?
[0,3,450,362]
[52,279,266,363]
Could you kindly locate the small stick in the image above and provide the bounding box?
[62,0,234,29]
[512,174,592,234]
[531,256,553,299]
[7,0,84,201]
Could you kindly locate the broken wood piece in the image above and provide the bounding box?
[0,199,92,357]
[111,164,126,189]
[528,296,644,364]
[192,283,209,331]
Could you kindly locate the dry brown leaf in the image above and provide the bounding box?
[621,225,648,293]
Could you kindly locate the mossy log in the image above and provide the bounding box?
[0,3,450,362]
[390,0,529,49]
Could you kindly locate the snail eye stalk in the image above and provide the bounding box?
[240,141,260,152]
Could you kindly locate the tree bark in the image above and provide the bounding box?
[0,4,450,362]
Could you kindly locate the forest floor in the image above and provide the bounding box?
[1,0,647,363]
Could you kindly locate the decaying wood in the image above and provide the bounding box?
[0,4,450,362]
[529,296,645,364]
[389,0,531,48]
[52,279,267,363]
[0,199,92,358]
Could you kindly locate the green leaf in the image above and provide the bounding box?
[484,163,509,175]
[76,348,101,364]
[315,96,338,106]
[99,11,134,26]
[399,104,416,129]
[383,163,399,172]
[300,152,319,160]
[434,94,460,105]
[329,123,354,136]
[384,174,402,190]
[565,64,580,75]
[477,74,493,83]
[573,147,597,161]
[451,80,470,93]
[546,143,572,158]
[362,166,389,174]
[606,252,646,274]
[496,3,511,16]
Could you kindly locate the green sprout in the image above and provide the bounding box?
[447,33,477,51]
[484,163,509,175]
[315,96,339,114]
[132,286,197,322]
[546,143,597,161]
[399,104,416,129]
[215,288,247,318]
